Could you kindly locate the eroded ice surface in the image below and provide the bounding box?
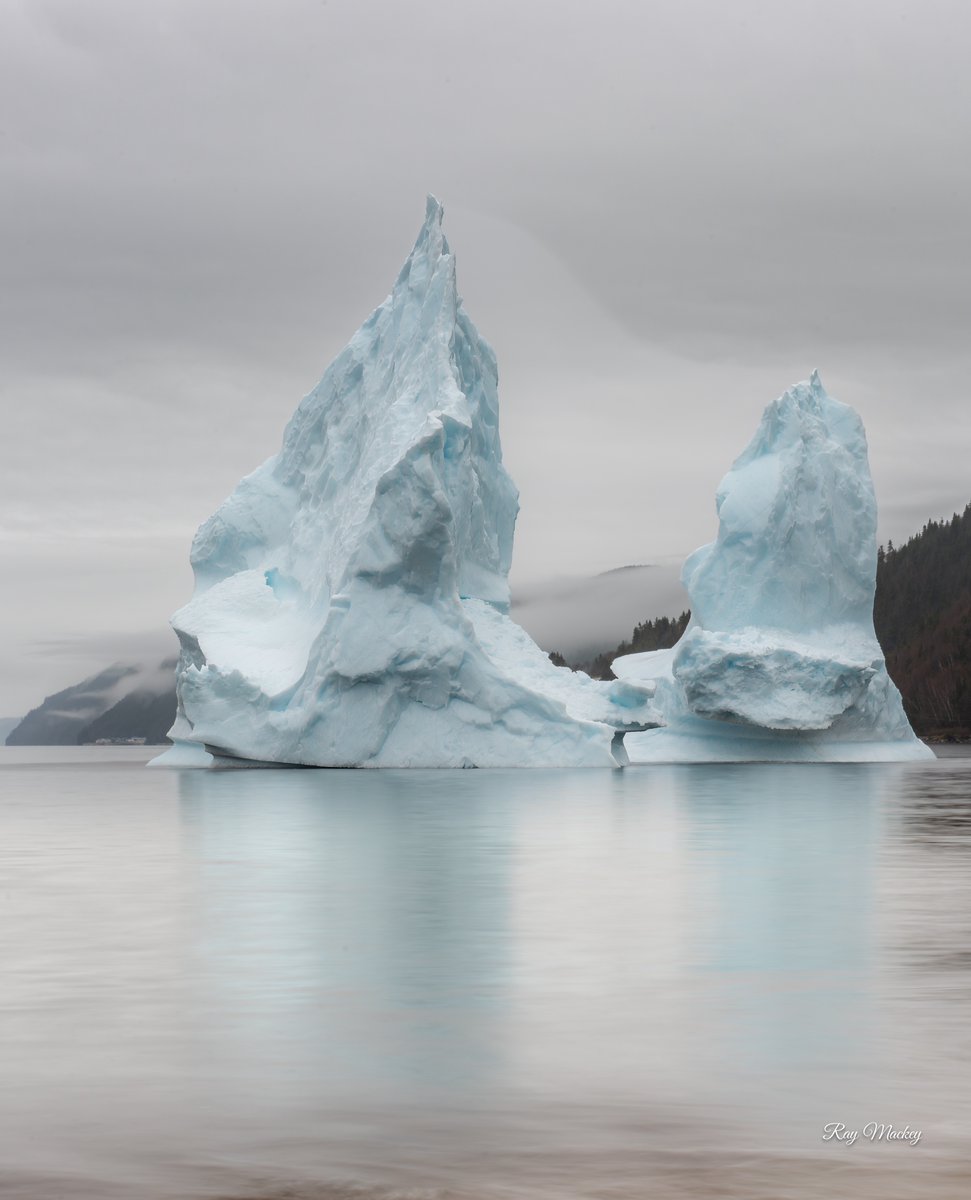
[152,198,658,769]
[616,373,931,762]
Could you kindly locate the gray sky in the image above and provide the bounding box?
[2,0,970,714]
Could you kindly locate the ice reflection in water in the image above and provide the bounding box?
[0,748,969,1198]
[177,768,516,1099]
[686,767,880,1101]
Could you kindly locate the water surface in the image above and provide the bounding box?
[1,747,969,1198]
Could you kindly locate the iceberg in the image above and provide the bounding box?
[152,197,659,768]
[616,373,932,762]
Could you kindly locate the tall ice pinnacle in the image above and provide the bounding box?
[615,373,931,762]
[152,197,659,768]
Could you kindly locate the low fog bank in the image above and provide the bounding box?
[511,564,688,661]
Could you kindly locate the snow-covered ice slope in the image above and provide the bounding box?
[152,198,658,768]
[616,373,931,762]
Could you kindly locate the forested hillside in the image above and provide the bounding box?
[874,503,971,737]
[579,612,690,681]
[5,660,177,747]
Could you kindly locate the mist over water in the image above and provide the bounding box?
[1,748,969,1198]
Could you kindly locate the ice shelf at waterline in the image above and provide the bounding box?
[151,198,659,769]
[615,372,931,763]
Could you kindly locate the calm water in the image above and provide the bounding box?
[1,747,969,1199]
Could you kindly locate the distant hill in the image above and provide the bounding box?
[77,685,177,746]
[7,663,141,745]
[0,717,23,744]
[6,660,177,746]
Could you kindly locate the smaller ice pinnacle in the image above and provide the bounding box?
[616,372,932,762]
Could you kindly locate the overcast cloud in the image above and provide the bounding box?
[2,0,970,713]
